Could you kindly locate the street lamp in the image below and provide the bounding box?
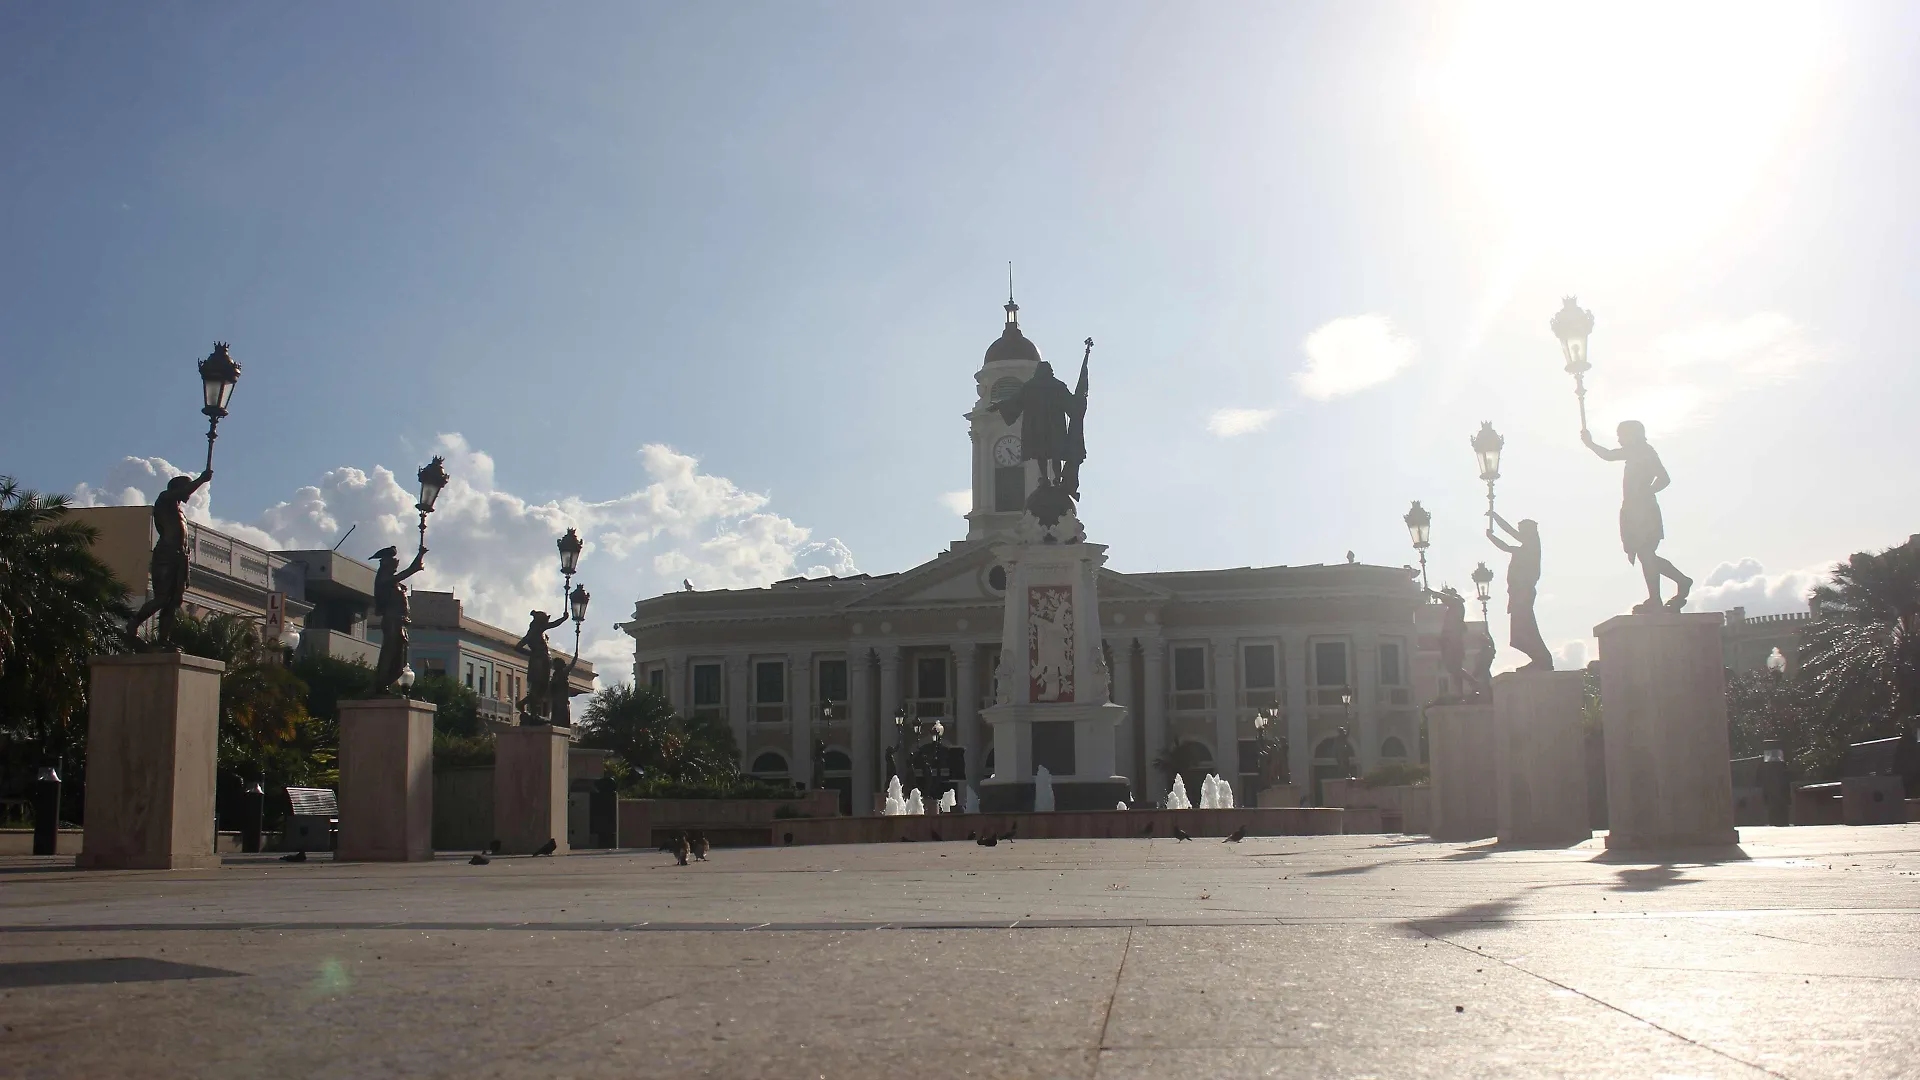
[414,456,450,551]
[1403,501,1432,594]
[569,582,590,663]
[197,342,242,473]
[398,663,417,697]
[1766,647,1787,680]
[558,526,584,609]
[1471,422,1503,525]
[31,765,60,856]
[1550,297,1596,432]
[1472,561,1495,621]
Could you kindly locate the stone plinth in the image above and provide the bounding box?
[494,725,571,855]
[1255,783,1300,808]
[1428,701,1497,842]
[78,653,225,870]
[1594,613,1738,850]
[1492,670,1592,846]
[337,697,436,862]
[978,538,1131,812]
[1841,775,1907,826]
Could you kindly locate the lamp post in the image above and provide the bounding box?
[240,779,265,854]
[398,664,417,699]
[1253,706,1286,797]
[31,765,60,856]
[1471,561,1494,625]
[1471,422,1504,527]
[558,527,584,612]
[569,582,590,667]
[414,456,449,552]
[1766,647,1788,681]
[197,342,242,473]
[1403,501,1433,595]
[1550,297,1596,433]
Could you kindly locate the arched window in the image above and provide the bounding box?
[821,749,852,775]
[750,751,789,777]
[1379,737,1408,760]
[1313,737,1344,760]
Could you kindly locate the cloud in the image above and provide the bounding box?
[1608,314,1823,434]
[939,490,972,516]
[1293,315,1419,401]
[74,435,858,685]
[1556,640,1589,671]
[1206,408,1278,438]
[1690,556,1832,617]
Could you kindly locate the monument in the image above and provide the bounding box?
[978,340,1129,812]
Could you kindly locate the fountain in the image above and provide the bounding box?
[1165,776,1192,810]
[1033,766,1056,812]
[939,789,957,813]
[882,776,907,816]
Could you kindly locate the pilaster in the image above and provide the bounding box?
[1211,636,1241,802]
[792,651,814,788]
[955,644,982,790]
[1281,631,1311,789]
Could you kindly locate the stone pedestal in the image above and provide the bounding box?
[1427,701,1497,842]
[1594,613,1738,850]
[78,653,225,870]
[1492,670,1592,846]
[1255,783,1300,809]
[494,725,571,855]
[1841,775,1907,826]
[979,538,1131,812]
[337,697,436,862]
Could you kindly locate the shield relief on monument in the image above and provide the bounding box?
[1027,585,1076,703]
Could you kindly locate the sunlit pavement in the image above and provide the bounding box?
[2,825,1916,1078]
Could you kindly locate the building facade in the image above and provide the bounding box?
[621,298,1482,813]
[72,506,314,641]
[1717,605,1814,675]
[406,591,597,731]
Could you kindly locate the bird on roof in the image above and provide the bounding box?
[682,579,694,591]
[1224,825,1247,843]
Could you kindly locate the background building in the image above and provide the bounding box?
[406,591,596,731]
[71,506,313,641]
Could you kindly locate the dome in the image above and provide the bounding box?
[983,299,1041,364]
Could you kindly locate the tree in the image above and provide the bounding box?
[1151,740,1212,800]
[0,479,130,774]
[171,614,320,788]
[577,684,739,789]
[1801,537,1920,733]
[1724,668,1843,782]
[410,672,482,737]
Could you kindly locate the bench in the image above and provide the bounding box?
[284,787,338,851]
[1792,735,1919,826]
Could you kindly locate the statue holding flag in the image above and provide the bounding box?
[992,339,1092,523]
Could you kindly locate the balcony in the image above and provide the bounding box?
[300,629,379,667]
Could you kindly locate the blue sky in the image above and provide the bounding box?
[5,2,1917,675]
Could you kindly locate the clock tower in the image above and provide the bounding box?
[964,293,1044,542]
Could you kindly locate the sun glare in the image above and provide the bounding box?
[1421,2,1835,261]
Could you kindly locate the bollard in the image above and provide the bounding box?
[31,766,62,856]
[1758,743,1791,827]
[241,781,265,853]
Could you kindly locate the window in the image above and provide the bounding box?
[821,749,852,774]
[749,751,789,777]
[1172,645,1208,711]
[1379,642,1403,686]
[818,659,848,703]
[465,662,474,689]
[987,565,1007,593]
[993,466,1024,512]
[1242,643,1278,708]
[692,663,724,714]
[754,660,786,724]
[493,670,502,700]
[915,656,948,700]
[1313,641,1348,687]
[1380,736,1409,760]
[647,668,664,693]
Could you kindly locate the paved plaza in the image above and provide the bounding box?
[2,826,1918,1078]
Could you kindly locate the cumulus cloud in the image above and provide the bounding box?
[1608,314,1823,435]
[1556,640,1589,671]
[1206,407,1278,438]
[939,490,972,516]
[74,435,858,685]
[1293,315,1419,401]
[1691,556,1832,617]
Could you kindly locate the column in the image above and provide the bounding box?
[1111,638,1137,793]
[1141,636,1167,801]
[878,647,903,794]
[791,651,813,789]
[1354,631,1381,777]
[1211,637,1241,803]
[954,644,981,791]
[849,645,874,815]
[1282,632,1311,789]
[666,655,687,711]
[726,652,751,751]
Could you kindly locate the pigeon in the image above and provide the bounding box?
[533,837,557,857]
[1224,825,1247,843]
[1174,827,1193,841]
[930,829,942,842]
[488,839,502,855]
[469,852,490,865]
[670,833,690,865]
[690,833,709,862]
[280,849,307,863]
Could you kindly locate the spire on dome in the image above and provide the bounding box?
[984,266,1040,364]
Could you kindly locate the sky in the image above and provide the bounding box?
[5,1,1918,679]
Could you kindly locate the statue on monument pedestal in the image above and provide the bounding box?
[371,544,427,691]
[546,654,581,727]
[1485,511,1554,671]
[515,610,569,723]
[993,340,1091,524]
[126,469,213,650]
[1583,420,1692,614]
[1427,585,1484,702]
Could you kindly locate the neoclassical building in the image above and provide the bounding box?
[620,297,1469,814]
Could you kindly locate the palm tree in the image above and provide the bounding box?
[0,478,130,769]
[578,683,740,790]
[1801,536,1920,735]
[1151,740,1212,802]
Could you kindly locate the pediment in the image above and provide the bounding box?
[839,545,1174,611]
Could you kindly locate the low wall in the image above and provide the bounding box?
[433,767,495,851]
[619,790,842,849]
[775,807,1345,846]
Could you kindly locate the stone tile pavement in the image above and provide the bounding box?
[1,825,1916,1078]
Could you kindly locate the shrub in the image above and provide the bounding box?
[1359,762,1429,788]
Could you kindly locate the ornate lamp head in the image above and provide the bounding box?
[199,342,241,419]
[557,527,584,576]
[1550,297,1595,375]
[415,457,450,515]
[569,583,590,624]
[1339,685,1354,708]
[1471,561,1494,602]
[1472,422,1504,482]
[1766,646,1787,676]
[1403,501,1432,550]
[398,664,417,691]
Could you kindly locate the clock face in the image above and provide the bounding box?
[993,435,1022,467]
